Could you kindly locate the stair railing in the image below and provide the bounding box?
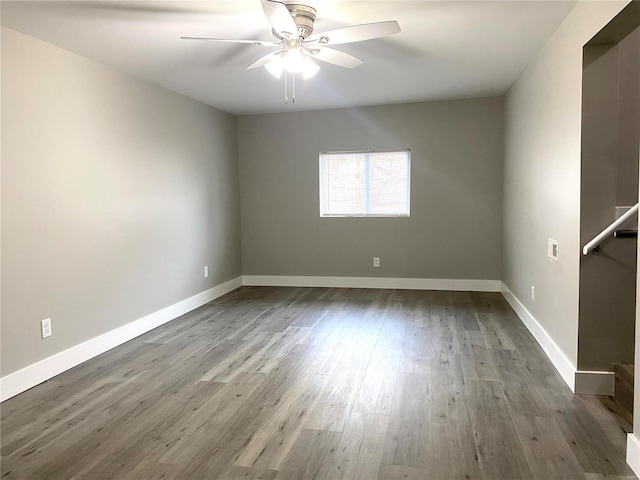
[582,203,639,255]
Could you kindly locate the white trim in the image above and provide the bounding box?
[242,275,501,292]
[628,434,640,477]
[574,370,615,395]
[0,276,242,402]
[500,282,577,391]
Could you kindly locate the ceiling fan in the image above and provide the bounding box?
[181,0,401,102]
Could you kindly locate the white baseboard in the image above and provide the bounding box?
[501,283,616,395]
[242,275,501,292]
[2,277,615,402]
[0,276,242,402]
[501,282,577,392]
[574,370,615,395]
[628,434,640,477]
[501,283,619,396]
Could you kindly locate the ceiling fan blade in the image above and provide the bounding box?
[309,47,363,69]
[307,21,401,45]
[261,0,298,37]
[246,50,283,70]
[181,37,280,47]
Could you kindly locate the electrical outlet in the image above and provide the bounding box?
[531,286,535,302]
[41,318,52,338]
[204,266,209,278]
[373,257,380,268]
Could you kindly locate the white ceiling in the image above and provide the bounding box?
[1,0,577,115]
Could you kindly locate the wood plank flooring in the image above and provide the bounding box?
[1,287,636,479]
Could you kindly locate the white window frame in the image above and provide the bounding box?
[319,149,411,218]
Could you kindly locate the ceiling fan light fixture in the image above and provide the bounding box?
[283,48,306,74]
[265,56,284,78]
[302,58,319,79]
[264,48,318,80]
[280,48,320,78]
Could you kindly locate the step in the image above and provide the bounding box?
[615,362,634,384]
[613,363,634,424]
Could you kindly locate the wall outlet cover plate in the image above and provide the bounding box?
[41,318,52,338]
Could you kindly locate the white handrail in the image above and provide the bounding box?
[582,203,639,255]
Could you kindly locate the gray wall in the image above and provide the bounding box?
[503,1,630,368]
[617,28,640,206]
[635,141,640,437]
[578,28,639,371]
[1,27,242,376]
[238,98,504,280]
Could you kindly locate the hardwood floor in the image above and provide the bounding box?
[1,287,636,480]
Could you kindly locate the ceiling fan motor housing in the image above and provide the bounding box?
[286,4,317,39]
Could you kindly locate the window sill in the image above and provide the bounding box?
[320,214,410,218]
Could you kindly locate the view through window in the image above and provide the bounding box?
[319,150,410,217]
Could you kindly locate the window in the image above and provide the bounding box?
[319,150,410,217]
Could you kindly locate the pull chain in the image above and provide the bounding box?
[282,72,300,104]
[292,73,296,104]
[284,72,288,104]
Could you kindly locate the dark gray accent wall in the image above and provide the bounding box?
[238,98,504,280]
[578,27,639,371]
